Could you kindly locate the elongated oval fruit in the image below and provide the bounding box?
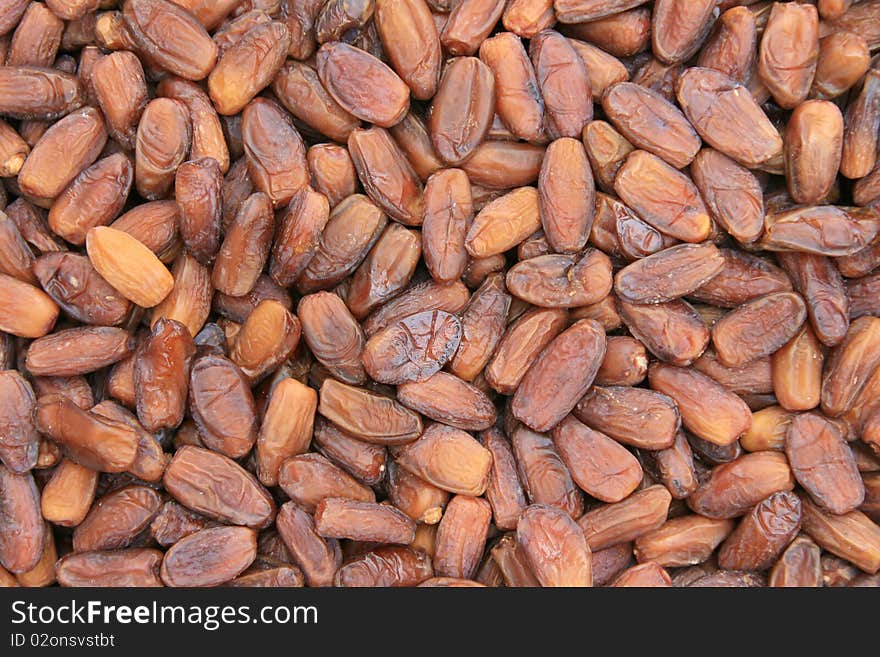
[163,446,275,528]
[614,242,724,304]
[785,412,864,515]
[429,56,495,165]
[603,81,700,169]
[676,67,783,168]
[517,504,592,587]
[711,292,807,368]
[207,21,290,116]
[512,319,606,432]
[393,423,492,496]
[362,310,461,385]
[318,379,422,445]
[86,227,173,308]
[124,0,218,81]
[317,41,410,128]
[614,150,711,243]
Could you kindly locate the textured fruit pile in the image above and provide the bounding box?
[0,0,879,588]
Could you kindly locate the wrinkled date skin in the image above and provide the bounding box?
[551,415,641,503]
[614,150,711,243]
[676,67,783,169]
[72,485,162,553]
[648,363,752,446]
[319,379,422,444]
[687,451,795,519]
[512,319,606,432]
[602,82,700,169]
[361,310,462,385]
[56,549,163,587]
[317,41,410,128]
[506,250,612,309]
[577,485,671,552]
[717,491,802,572]
[512,426,583,519]
[34,396,138,473]
[1,0,879,590]
[160,525,257,587]
[517,504,592,587]
[134,318,195,432]
[785,412,865,515]
[711,292,807,368]
[429,57,495,166]
[163,446,275,528]
[394,423,492,496]
[0,372,39,473]
[615,242,724,304]
[0,465,44,573]
[575,386,679,450]
[188,353,257,458]
[124,0,218,81]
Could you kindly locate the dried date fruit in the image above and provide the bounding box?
[676,66,783,169]
[603,82,700,169]
[17,106,107,202]
[335,545,432,586]
[134,318,195,432]
[711,292,807,367]
[362,310,461,385]
[56,549,163,587]
[0,66,83,121]
[394,422,492,496]
[512,319,605,432]
[574,386,678,450]
[538,137,594,253]
[212,192,274,297]
[618,298,709,367]
[551,415,641,503]
[276,501,341,587]
[615,242,724,304]
[86,227,174,308]
[386,461,448,524]
[26,326,134,377]
[800,496,880,574]
[0,465,43,573]
[160,525,257,587]
[72,485,162,553]
[34,396,138,473]
[688,451,794,519]
[614,150,711,243]
[317,41,410,128]
[230,299,300,382]
[785,412,864,515]
[207,21,290,115]
[506,249,612,309]
[690,149,765,245]
[479,32,544,143]
[124,0,218,81]
[441,0,505,56]
[768,534,822,587]
[242,97,308,209]
[164,446,275,528]
[511,425,583,519]
[319,378,422,444]
[279,454,375,513]
[634,514,734,568]
[517,504,592,587]
[649,363,751,446]
[530,30,591,140]
[758,2,819,109]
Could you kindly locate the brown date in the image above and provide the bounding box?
[164,446,275,528]
[517,504,592,587]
